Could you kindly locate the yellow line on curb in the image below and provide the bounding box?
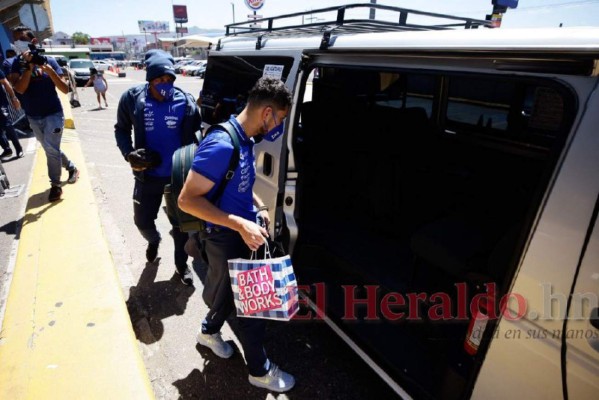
[0,132,154,399]
[59,90,75,130]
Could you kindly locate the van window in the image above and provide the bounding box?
[201,56,294,125]
[446,76,571,149]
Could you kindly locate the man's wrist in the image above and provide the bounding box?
[258,205,269,212]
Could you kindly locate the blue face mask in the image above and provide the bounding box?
[154,82,174,100]
[262,113,285,142]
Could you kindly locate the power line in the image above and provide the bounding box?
[515,0,599,11]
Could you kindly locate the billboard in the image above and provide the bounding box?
[173,5,188,23]
[90,37,111,45]
[176,27,189,34]
[138,20,170,33]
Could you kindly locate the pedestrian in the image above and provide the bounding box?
[84,67,108,109]
[114,49,202,286]
[0,68,23,160]
[9,26,79,202]
[178,77,295,392]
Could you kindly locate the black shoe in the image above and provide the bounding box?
[176,265,194,286]
[48,186,62,202]
[67,167,79,184]
[0,149,13,159]
[146,241,159,262]
[17,151,24,158]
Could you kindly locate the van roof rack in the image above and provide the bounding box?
[224,3,492,40]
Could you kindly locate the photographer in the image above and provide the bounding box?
[9,26,78,202]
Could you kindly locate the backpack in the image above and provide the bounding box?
[163,120,240,232]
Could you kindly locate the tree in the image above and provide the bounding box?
[72,32,90,45]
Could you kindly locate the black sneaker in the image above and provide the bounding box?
[176,265,194,286]
[67,167,79,184]
[146,241,159,262]
[0,149,13,160]
[48,186,62,202]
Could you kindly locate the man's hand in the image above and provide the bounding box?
[127,148,161,171]
[258,209,270,230]
[11,97,21,110]
[237,218,269,251]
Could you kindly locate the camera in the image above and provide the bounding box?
[27,43,47,66]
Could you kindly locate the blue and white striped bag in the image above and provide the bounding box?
[228,246,299,321]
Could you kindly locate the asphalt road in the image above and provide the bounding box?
[3,69,400,400]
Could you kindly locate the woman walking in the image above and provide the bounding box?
[85,68,108,108]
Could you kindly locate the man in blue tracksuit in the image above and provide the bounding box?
[178,77,295,392]
[114,50,202,285]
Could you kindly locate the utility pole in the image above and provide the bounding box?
[369,0,377,20]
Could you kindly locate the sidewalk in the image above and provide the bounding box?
[0,127,154,398]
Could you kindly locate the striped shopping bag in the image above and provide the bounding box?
[228,251,299,321]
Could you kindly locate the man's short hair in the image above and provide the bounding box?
[247,77,292,111]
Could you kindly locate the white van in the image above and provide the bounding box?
[199,4,599,399]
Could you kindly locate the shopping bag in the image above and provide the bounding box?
[228,243,299,321]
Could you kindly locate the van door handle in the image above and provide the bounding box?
[591,307,599,330]
[588,307,599,352]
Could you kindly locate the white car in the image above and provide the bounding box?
[92,60,113,71]
[68,59,95,86]
[181,60,206,76]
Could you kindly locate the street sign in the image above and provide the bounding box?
[248,14,263,19]
[176,27,189,34]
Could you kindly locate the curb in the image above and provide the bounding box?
[0,131,155,399]
[58,90,75,129]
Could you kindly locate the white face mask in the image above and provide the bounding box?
[13,40,30,54]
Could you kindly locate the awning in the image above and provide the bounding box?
[174,35,219,48]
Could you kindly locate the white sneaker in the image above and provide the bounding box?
[249,363,295,392]
[196,332,234,359]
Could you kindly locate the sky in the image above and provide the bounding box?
[50,0,599,37]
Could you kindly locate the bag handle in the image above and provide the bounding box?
[250,239,272,261]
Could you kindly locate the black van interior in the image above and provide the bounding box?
[291,65,575,399]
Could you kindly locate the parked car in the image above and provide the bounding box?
[198,4,599,400]
[194,64,206,78]
[174,59,195,74]
[181,60,206,76]
[68,59,94,86]
[92,60,113,71]
[47,54,68,68]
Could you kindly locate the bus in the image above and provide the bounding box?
[43,47,90,60]
[90,51,126,61]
